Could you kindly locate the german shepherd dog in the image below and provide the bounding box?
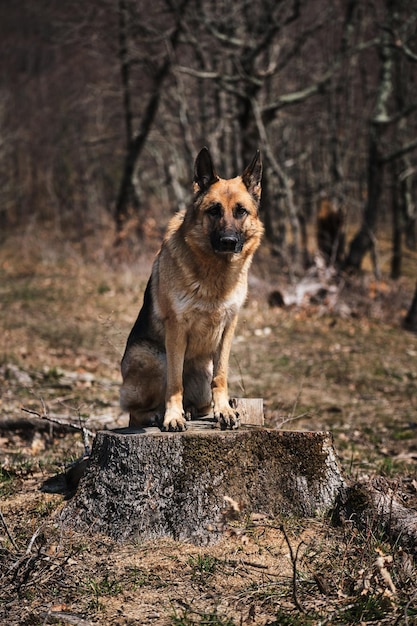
[120,147,263,431]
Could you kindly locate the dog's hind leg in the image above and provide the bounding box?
[120,342,166,428]
[183,358,213,420]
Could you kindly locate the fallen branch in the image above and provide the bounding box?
[334,477,417,556]
[19,406,93,493]
[26,525,43,555]
[21,407,94,450]
[39,612,93,626]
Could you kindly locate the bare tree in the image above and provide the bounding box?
[344,0,417,273]
[168,1,349,268]
[404,280,417,332]
[114,0,191,233]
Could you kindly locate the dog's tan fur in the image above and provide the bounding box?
[120,147,263,431]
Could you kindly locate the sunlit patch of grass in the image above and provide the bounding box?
[0,279,63,306]
[41,366,63,382]
[97,281,112,295]
[0,467,17,497]
[188,553,220,582]
[338,593,393,624]
[378,457,410,477]
[269,609,318,625]
[171,605,236,626]
[82,574,123,611]
[124,566,165,590]
[34,498,60,518]
[391,428,415,441]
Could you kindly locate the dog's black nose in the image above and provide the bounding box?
[211,231,244,253]
[219,235,240,252]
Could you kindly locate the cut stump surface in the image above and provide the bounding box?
[62,412,344,545]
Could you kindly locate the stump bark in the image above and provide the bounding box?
[62,407,344,545]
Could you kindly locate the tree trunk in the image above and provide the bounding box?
[114,0,140,232]
[344,21,393,272]
[403,280,417,333]
[114,60,170,233]
[61,420,344,545]
[403,171,416,251]
[344,129,383,271]
[391,166,402,279]
[114,0,190,233]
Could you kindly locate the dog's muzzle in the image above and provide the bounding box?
[211,231,244,254]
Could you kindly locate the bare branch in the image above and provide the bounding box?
[392,40,417,62]
[385,19,417,63]
[21,407,94,439]
[372,102,417,127]
[262,38,378,116]
[252,97,300,263]
[175,66,222,81]
[381,137,417,164]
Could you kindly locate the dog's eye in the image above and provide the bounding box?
[206,203,222,218]
[234,205,248,218]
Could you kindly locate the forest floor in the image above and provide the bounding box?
[1,231,417,625]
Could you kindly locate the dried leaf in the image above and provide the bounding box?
[375,551,396,595]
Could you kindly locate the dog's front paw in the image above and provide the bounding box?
[161,409,187,432]
[213,399,240,430]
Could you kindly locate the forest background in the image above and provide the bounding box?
[0,0,416,282]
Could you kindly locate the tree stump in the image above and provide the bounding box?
[61,401,344,545]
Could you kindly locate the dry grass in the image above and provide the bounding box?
[1,232,417,625]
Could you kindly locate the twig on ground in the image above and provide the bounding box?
[79,415,92,456]
[21,407,94,437]
[275,411,312,429]
[280,523,306,614]
[275,379,313,429]
[26,526,43,555]
[0,509,19,551]
[40,612,93,626]
[21,407,94,455]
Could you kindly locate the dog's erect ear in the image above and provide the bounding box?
[193,147,219,194]
[242,150,262,202]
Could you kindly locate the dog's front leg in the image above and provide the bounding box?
[162,320,188,432]
[212,315,240,430]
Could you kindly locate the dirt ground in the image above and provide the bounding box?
[1,233,417,625]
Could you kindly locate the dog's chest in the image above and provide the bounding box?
[174,280,244,319]
[184,310,230,357]
[173,285,243,352]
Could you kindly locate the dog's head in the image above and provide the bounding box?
[191,147,263,257]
